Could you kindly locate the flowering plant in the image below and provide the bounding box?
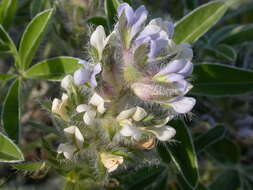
[49,3,196,188]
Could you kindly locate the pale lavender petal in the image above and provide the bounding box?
[74,68,91,85]
[166,73,184,82]
[173,79,188,92]
[124,5,135,25]
[164,21,174,38]
[136,25,161,42]
[157,59,187,75]
[178,61,193,76]
[117,3,129,17]
[149,39,168,58]
[90,63,102,88]
[130,6,148,38]
[169,97,196,114]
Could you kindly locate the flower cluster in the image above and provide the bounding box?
[50,2,195,185]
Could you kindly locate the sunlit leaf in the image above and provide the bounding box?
[0,74,16,81]
[0,132,24,163]
[19,9,54,69]
[12,161,46,172]
[174,0,228,44]
[0,0,17,28]
[25,56,81,81]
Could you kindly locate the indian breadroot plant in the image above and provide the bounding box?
[50,2,195,188]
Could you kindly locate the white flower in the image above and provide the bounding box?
[52,93,69,121]
[57,143,76,159]
[61,75,74,90]
[119,120,142,140]
[165,96,196,114]
[64,126,84,149]
[76,93,106,125]
[100,152,124,173]
[90,26,112,61]
[117,106,147,140]
[132,106,147,121]
[147,126,176,141]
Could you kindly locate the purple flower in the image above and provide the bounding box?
[74,60,101,88]
[134,18,175,59]
[117,3,148,43]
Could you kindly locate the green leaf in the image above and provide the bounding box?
[173,0,228,44]
[116,165,168,190]
[0,25,19,67]
[0,131,24,162]
[209,24,237,45]
[19,9,54,70]
[0,74,16,81]
[105,0,120,30]
[2,79,20,143]
[86,16,109,33]
[160,120,199,189]
[25,121,59,135]
[12,161,46,172]
[206,138,240,165]
[204,44,237,62]
[209,170,241,190]
[219,24,253,45]
[25,56,81,81]
[0,0,18,28]
[192,63,253,96]
[194,125,226,153]
[30,0,48,17]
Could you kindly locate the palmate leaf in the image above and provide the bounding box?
[25,56,81,81]
[2,79,20,143]
[173,0,229,44]
[192,63,253,96]
[0,132,24,163]
[157,120,199,189]
[19,9,54,70]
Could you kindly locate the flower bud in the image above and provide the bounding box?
[57,143,76,159]
[61,75,74,90]
[64,126,84,149]
[135,138,156,150]
[52,94,69,121]
[100,152,124,173]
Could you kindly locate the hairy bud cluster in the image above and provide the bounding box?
[51,2,196,186]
